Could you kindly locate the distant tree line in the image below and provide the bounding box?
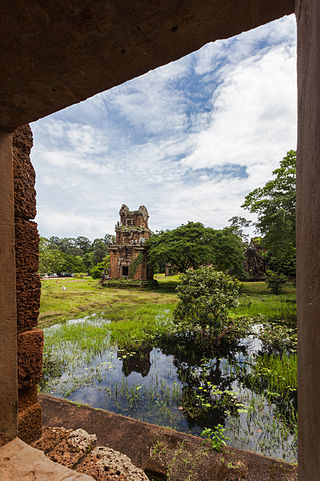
[39,234,114,276]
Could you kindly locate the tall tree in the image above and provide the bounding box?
[147,222,245,278]
[75,236,92,254]
[242,150,296,276]
[227,216,252,243]
[91,238,110,265]
[48,236,83,256]
[39,237,65,275]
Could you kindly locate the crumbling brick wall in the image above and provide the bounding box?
[13,125,43,443]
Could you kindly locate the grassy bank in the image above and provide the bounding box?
[234,281,296,323]
[39,276,177,327]
[39,275,296,328]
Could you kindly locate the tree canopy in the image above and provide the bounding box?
[39,233,114,276]
[242,150,296,276]
[147,222,245,278]
[39,238,65,275]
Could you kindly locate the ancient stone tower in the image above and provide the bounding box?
[109,205,153,281]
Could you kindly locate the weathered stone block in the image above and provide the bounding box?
[15,218,39,274]
[13,125,36,220]
[33,426,73,454]
[18,385,38,410]
[17,329,43,389]
[18,402,42,444]
[13,124,33,155]
[16,271,41,293]
[16,273,41,333]
[46,429,97,469]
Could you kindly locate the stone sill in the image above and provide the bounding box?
[0,437,94,481]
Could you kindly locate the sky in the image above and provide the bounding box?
[31,14,297,241]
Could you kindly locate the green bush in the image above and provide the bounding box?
[73,272,87,279]
[266,270,287,294]
[90,261,105,279]
[173,266,239,342]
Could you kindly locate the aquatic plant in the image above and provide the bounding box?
[201,425,231,451]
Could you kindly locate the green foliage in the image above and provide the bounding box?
[91,237,110,265]
[57,253,86,276]
[252,352,297,395]
[147,222,245,277]
[48,236,84,256]
[90,261,106,279]
[90,255,110,279]
[227,216,252,242]
[39,237,65,275]
[41,234,114,275]
[258,321,297,350]
[48,234,114,260]
[83,251,95,272]
[242,150,296,276]
[247,352,297,430]
[173,266,239,341]
[265,270,287,294]
[73,272,87,279]
[201,425,230,452]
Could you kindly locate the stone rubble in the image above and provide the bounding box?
[33,426,149,481]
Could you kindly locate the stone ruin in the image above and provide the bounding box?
[244,239,267,280]
[109,205,154,281]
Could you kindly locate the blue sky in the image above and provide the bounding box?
[31,14,297,240]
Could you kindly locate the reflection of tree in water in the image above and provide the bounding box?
[118,346,152,377]
[159,338,248,429]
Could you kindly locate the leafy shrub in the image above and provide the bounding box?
[90,261,106,279]
[173,266,239,342]
[73,272,87,279]
[201,425,230,451]
[266,270,287,294]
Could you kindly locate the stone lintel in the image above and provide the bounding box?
[0,1,294,131]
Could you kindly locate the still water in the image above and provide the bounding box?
[41,314,297,462]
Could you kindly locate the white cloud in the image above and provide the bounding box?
[108,59,190,136]
[31,15,297,240]
[182,44,297,183]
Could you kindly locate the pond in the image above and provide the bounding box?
[41,312,297,463]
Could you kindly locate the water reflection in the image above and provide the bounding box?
[41,314,297,462]
[118,347,152,377]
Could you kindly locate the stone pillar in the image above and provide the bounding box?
[13,125,43,443]
[0,128,17,446]
[296,0,320,479]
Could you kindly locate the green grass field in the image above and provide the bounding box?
[234,281,296,322]
[39,276,177,327]
[39,275,296,328]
